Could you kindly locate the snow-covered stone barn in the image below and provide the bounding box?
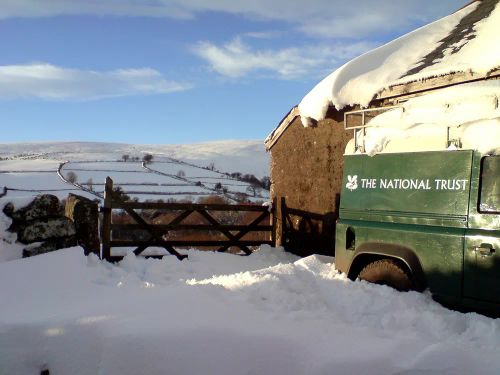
[265,0,500,257]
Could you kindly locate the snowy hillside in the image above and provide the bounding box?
[0,246,499,375]
[0,140,269,178]
[0,140,269,202]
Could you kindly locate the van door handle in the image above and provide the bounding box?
[474,244,495,257]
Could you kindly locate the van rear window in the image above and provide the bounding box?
[480,156,500,213]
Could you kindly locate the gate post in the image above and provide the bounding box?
[101,177,113,260]
[280,197,287,247]
[271,197,277,247]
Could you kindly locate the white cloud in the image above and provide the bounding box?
[186,0,461,38]
[0,0,193,20]
[242,31,281,39]
[1,0,461,39]
[0,64,191,100]
[192,37,374,79]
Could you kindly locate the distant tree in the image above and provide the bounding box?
[214,182,223,191]
[207,162,215,171]
[143,153,154,164]
[66,171,78,183]
[112,186,131,202]
[198,195,229,205]
[177,170,186,177]
[122,154,130,162]
[260,176,271,190]
[195,181,202,187]
[237,173,262,188]
[86,178,93,191]
[246,184,261,197]
[222,187,228,194]
[230,172,242,179]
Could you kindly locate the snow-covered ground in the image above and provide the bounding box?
[0,246,498,375]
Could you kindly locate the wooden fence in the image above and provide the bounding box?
[280,197,337,257]
[280,197,340,256]
[101,177,276,262]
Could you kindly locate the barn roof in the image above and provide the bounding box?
[400,0,491,79]
[266,0,499,150]
[264,107,300,150]
[298,0,499,126]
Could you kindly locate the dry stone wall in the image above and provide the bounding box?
[2,193,99,258]
[65,194,100,256]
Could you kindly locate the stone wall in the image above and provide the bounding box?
[2,193,99,258]
[65,194,100,256]
[269,109,352,257]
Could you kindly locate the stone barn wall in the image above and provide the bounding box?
[269,109,352,257]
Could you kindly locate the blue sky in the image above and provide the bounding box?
[0,0,463,144]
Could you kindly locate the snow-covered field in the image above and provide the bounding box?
[0,140,268,177]
[0,246,498,375]
[0,141,269,203]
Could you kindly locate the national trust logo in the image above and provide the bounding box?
[346,175,358,191]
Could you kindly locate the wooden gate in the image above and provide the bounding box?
[280,197,336,257]
[101,177,276,262]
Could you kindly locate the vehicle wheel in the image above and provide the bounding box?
[358,259,414,292]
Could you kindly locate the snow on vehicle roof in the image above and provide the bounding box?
[347,80,500,155]
[298,0,500,126]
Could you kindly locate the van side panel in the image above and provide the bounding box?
[336,151,474,300]
[464,153,500,304]
[336,220,465,298]
[340,151,473,220]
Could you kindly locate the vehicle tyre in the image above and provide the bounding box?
[358,259,414,292]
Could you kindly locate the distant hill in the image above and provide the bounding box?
[0,140,270,203]
[0,140,269,178]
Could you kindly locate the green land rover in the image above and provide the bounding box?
[335,150,499,313]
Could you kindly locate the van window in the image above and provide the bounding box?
[479,156,500,213]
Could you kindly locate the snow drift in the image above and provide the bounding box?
[0,247,499,375]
